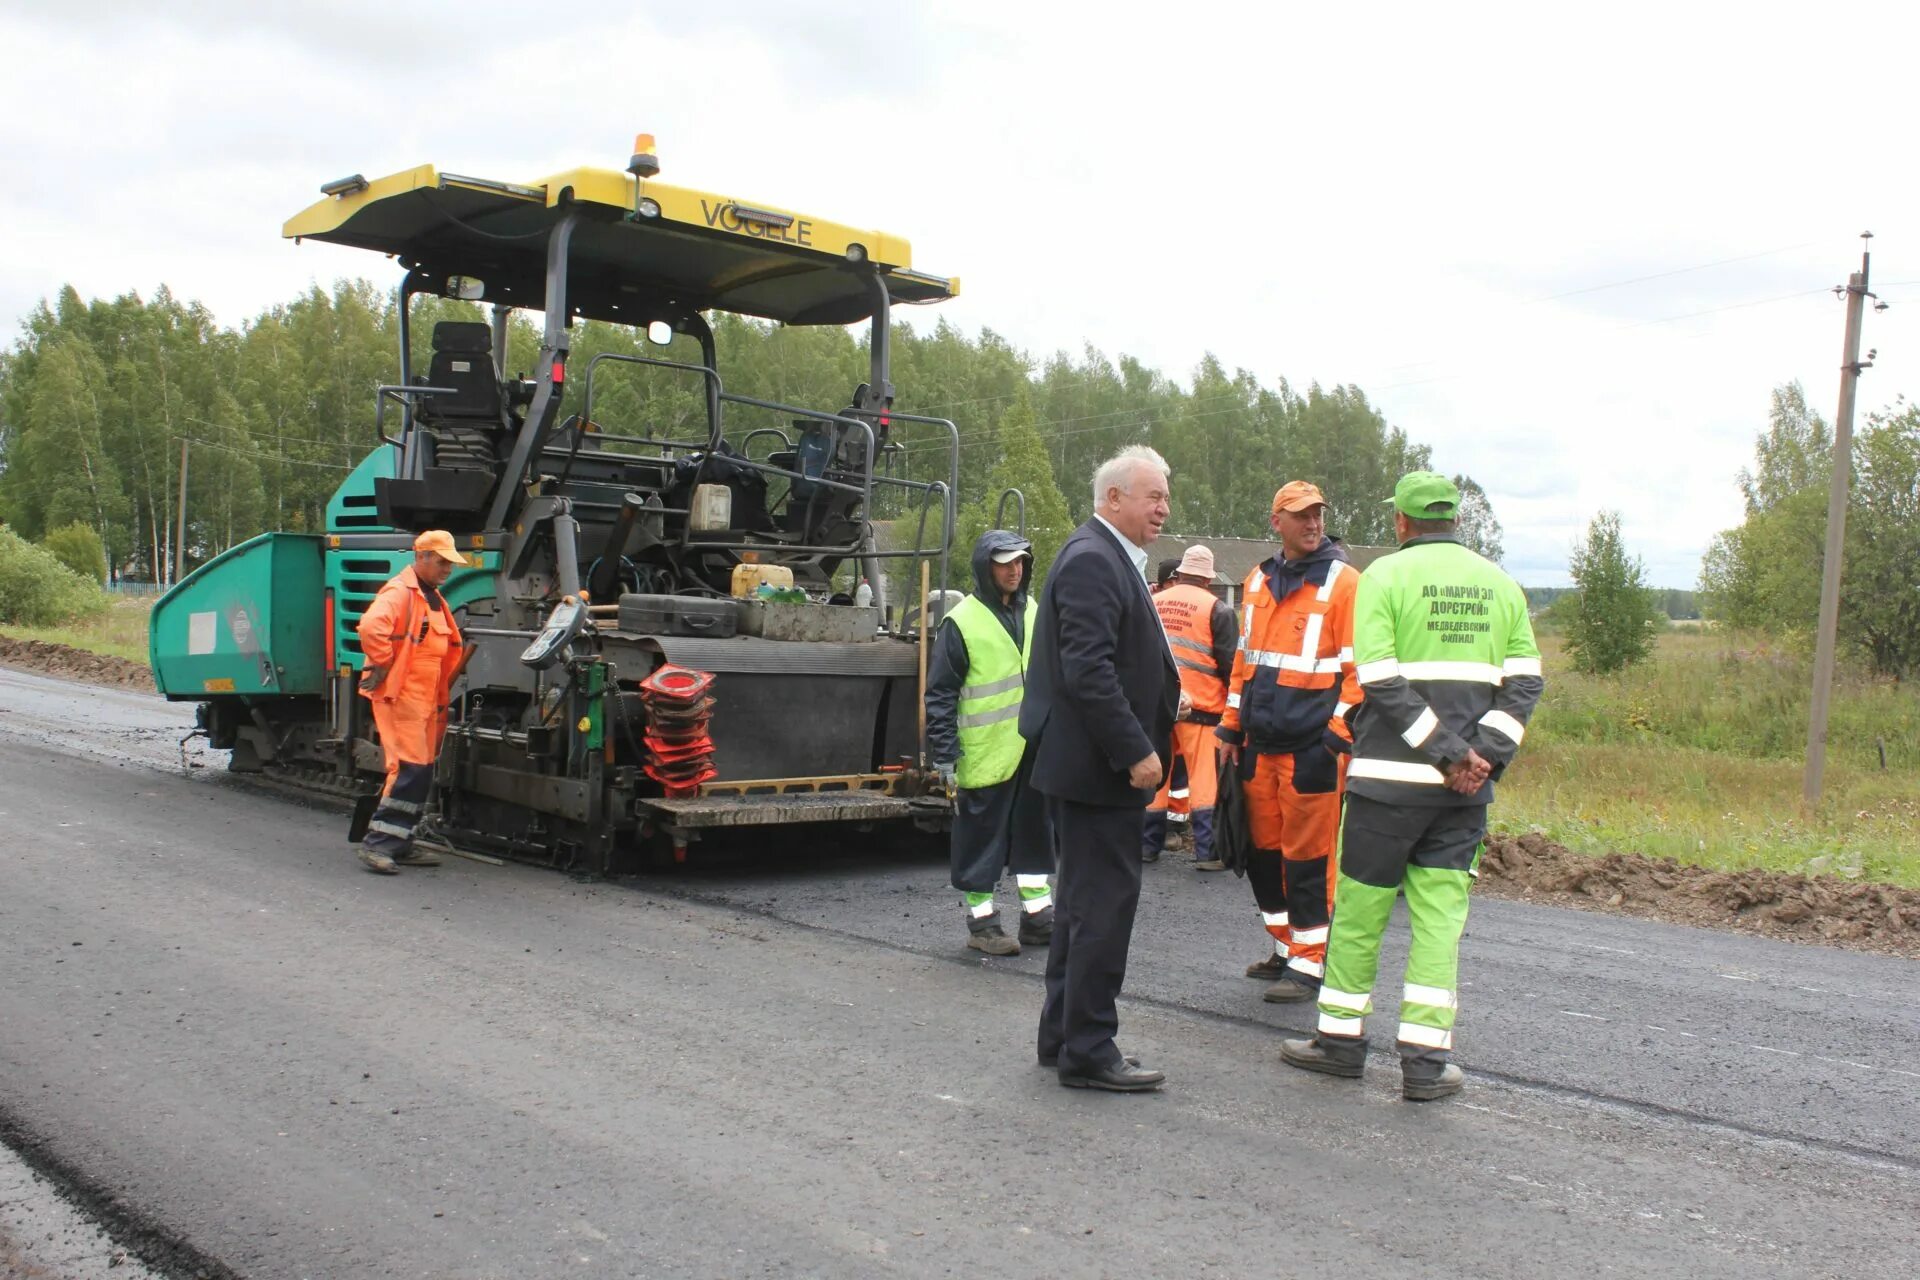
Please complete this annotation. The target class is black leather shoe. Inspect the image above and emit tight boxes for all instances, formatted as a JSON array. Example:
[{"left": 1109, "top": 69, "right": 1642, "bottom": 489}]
[
  {"left": 1140, "top": 847, "right": 1161, "bottom": 863},
  {"left": 1058, "top": 1060, "right": 1165, "bottom": 1091}
]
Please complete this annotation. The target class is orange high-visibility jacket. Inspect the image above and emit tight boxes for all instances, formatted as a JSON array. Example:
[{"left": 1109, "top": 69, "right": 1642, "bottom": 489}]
[
  {"left": 356, "top": 564, "right": 465, "bottom": 729},
  {"left": 1219, "top": 556, "right": 1360, "bottom": 752},
  {"left": 1155, "top": 582, "right": 1229, "bottom": 717}
]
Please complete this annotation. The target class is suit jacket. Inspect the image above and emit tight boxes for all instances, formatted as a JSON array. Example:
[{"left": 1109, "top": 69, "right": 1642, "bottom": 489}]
[{"left": 1020, "top": 518, "right": 1179, "bottom": 807}]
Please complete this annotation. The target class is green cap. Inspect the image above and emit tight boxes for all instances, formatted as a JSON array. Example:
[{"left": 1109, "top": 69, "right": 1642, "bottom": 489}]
[{"left": 1385, "top": 471, "right": 1461, "bottom": 519}]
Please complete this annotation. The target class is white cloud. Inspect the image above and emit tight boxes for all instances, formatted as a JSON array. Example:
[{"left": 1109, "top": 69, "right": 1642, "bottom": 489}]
[{"left": 4, "top": 0, "right": 1917, "bottom": 588}]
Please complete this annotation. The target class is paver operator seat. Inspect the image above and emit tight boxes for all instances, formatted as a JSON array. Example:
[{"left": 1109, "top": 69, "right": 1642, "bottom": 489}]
[{"left": 417, "top": 321, "right": 504, "bottom": 471}]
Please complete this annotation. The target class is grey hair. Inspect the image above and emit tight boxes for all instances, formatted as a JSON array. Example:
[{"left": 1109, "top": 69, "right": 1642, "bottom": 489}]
[{"left": 1092, "top": 445, "right": 1170, "bottom": 509}]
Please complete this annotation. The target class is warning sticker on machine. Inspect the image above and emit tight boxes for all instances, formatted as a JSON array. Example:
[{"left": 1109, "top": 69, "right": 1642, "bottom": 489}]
[{"left": 188, "top": 611, "right": 218, "bottom": 655}]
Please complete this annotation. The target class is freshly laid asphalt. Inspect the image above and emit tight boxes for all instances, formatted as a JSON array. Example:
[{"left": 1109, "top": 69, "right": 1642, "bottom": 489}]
[{"left": 2, "top": 665, "right": 1917, "bottom": 1278}]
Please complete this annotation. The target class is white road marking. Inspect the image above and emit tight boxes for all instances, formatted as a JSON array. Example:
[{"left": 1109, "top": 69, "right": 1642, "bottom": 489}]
[
  {"left": 1749, "top": 1045, "right": 1799, "bottom": 1057},
  {"left": 1560, "top": 1010, "right": 1608, "bottom": 1021}
]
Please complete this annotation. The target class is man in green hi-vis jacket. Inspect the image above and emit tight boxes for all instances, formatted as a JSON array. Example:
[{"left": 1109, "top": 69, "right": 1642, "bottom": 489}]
[
  {"left": 924, "top": 529, "right": 1055, "bottom": 957},
  {"left": 1281, "top": 472, "right": 1543, "bottom": 1101}
]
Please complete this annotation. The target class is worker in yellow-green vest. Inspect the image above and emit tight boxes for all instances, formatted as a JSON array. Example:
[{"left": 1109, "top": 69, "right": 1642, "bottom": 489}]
[{"left": 925, "top": 530, "right": 1056, "bottom": 956}]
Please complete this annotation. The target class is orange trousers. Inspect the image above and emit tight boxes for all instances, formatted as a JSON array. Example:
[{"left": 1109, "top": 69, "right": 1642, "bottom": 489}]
[
  {"left": 1243, "top": 750, "right": 1344, "bottom": 979},
  {"left": 1148, "top": 721, "right": 1218, "bottom": 814}
]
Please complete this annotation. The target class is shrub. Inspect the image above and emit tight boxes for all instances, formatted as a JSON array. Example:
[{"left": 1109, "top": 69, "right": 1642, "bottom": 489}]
[
  {"left": 41, "top": 522, "right": 108, "bottom": 584},
  {"left": 1565, "top": 510, "right": 1657, "bottom": 674},
  {"left": 0, "top": 526, "right": 110, "bottom": 626}
]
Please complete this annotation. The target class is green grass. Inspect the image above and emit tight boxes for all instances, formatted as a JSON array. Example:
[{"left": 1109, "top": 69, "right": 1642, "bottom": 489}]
[
  {"left": 0, "top": 595, "right": 154, "bottom": 664},
  {"left": 1498, "top": 632, "right": 1920, "bottom": 887}
]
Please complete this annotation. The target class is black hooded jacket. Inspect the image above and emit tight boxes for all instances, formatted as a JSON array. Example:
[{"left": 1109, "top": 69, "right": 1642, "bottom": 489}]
[
  {"left": 925, "top": 529, "right": 1034, "bottom": 768},
  {"left": 1263, "top": 534, "right": 1351, "bottom": 606}
]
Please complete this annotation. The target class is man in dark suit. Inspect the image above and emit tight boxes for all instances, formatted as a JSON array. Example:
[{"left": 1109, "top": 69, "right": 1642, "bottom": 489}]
[{"left": 1022, "top": 446, "right": 1180, "bottom": 1091}]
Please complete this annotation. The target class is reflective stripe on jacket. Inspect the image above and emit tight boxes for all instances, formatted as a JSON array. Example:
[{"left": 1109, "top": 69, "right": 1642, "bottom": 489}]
[
  {"left": 1220, "top": 557, "right": 1360, "bottom": 753},
  {"left": 1155, "top": 582, "right": 1228, "bottom": 718},
  {"left": 948, "top": 593, "right": 1038, "bottom": 789},
  {"left": 1346, "top": 536, "right": 1543, "bottom": 806}
]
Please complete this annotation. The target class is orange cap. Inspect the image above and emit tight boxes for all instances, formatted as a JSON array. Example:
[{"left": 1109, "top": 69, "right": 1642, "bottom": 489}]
[
  {"left": 1271, "top": 480, "right": 1329, "bottom": 515},
  {"left": 413, "top": 529, "right": 469, "bottom": 565}
]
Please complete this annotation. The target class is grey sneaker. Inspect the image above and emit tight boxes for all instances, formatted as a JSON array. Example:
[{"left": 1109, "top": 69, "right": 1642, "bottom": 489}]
[
  {"left": 966, "top": 925, "right": 1021, "bottom": 956},
  {"left": 1402, "top": 1061, "right": 1465, "bottom": 1101},
  {"left": 391, "top": 848, "right": 442, "bottom": 867},
  {"left": 357, "top": 847, "right": 399, "bottom": 875}
]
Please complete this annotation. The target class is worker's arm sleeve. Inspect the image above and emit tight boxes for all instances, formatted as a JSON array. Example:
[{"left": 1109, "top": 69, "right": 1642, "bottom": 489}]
[
  {"left": 923, "top": 620, "right": 968, "bottom": 766},
  {"left": 1209, "top": 600, "right": 1237, "bottom": 681},
  {"left": 1218, "top": 590, "right": 1250, "bottom": 744},
  {"left": 1351, "top": 571, "right": 1473, "bottom": 766},
  {"left": 1466, "top": 587, "right": 1544, "bottom": 772},
  {"left": 357, "top": 585, "right": 405, "bottom": 669},
  {"left": 1325, "top": 577, "right": 1361, "bottom": 746},
  {"left": 1054, "top": 554, "right": 1156, "bottom": 772}
]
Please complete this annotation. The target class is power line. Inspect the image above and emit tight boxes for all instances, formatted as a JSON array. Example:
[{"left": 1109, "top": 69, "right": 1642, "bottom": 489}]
[
  {"left": 1525, "top": 241, "right": 1816, "bottom": 305},
  {"left": 176, "top": 435, "right": 355, "bottom": 470},
  {"left": 1616, "top": 286, "right": 1833, "bottom": 330}
]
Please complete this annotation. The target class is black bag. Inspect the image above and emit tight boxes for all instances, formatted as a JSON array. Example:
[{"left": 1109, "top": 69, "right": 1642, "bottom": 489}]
[{"left": 1214, "top": 748, "right": 1255, "bottom": 878}]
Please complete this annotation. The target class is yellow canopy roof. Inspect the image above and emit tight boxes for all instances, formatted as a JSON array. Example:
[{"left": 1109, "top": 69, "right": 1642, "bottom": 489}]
[{"left": 285, "top": 164, "right": 958, "bottom": 326}]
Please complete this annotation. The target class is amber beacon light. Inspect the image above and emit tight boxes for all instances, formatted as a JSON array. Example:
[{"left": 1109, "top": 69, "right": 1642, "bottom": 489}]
[{"left": 628, "top": 133, "right": 660, "bottom": 178}]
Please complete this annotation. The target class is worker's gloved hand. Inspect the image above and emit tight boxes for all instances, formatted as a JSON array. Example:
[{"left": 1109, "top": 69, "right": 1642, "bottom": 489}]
[
  {"left": 1321, "top": 728, "right": 1351, "bottom": 756},
  {"left": 934, "top": 762, "right": 958, "bottom": 792},
  {"left": 358, "top": 664, "right": 388, "bottom": 693}
]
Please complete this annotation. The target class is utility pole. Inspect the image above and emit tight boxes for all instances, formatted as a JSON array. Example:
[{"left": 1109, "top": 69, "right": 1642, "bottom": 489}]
[
  {"left": 175, "top": 437, "right": 189, "bottom": 586},
  {"left": 1803, "top": 233, "right": 1877, "bottom": 811}
]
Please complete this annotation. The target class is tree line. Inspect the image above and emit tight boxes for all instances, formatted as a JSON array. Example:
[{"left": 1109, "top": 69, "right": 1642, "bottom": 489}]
[
  {"left": 1526, "top": 586, "right": 1700, "bottom": 620},
  {"left": 0, "top": 281, "right": 1505, "bottom": 588},
  {"left": 1700, "top": 382, "right": 1920, "bottom": 679}
]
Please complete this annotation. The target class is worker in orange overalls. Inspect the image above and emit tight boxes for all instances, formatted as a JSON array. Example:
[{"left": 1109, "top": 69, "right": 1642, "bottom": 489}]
[
  {"left": 1149, "top": 559, "right": 1194, "bottom": 851},
  {"left": 354, "top": 530, "right": 467, "bottom": 875},
  {"left": 1216, "top": 482, "right": 1361, "bottom": 1002},
  {"left": 1143, "top": 545, "right": 1237, "bottom": 869}
]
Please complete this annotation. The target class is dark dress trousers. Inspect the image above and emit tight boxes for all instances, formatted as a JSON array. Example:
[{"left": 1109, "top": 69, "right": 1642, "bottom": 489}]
[{"left": 1022, "top": 519, "right": 1178, "bottom": 1071}]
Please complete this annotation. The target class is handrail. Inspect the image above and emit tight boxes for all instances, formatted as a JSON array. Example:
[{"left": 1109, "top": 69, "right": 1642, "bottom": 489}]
[
  {"left": 995, "top": 487, "right": 1027, "bottom": 536},
  {"left": 373, "top": 384, "right": 458, "bottom": 448}
]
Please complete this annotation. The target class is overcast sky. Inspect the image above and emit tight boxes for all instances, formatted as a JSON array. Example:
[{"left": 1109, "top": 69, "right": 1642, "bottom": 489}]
[{"left": 5, "top": 1, "right": 1917, "bottom": 586}]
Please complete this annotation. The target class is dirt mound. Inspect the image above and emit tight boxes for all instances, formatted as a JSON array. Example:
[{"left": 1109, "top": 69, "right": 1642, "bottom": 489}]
[
  {"left": 1481, "top": 831, "right": 1920, "bottom": 959},
  {"left": 0, "top": 637, "right": 152, "bottom": 690}
]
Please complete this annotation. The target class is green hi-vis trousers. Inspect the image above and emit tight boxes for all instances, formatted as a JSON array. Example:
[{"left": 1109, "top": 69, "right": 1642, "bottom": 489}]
[
  {"left": 1315, "top": 794, "right": 1486, "bottom": 1058},
  {"left": 962, "top": 879, "right": 1052, "bottom": 927}
]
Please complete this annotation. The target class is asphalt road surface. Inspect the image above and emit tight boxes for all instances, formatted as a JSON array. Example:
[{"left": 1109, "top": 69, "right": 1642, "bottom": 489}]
[{"left": 3, "top": 665, "right": 1917, "bottom": 1279}]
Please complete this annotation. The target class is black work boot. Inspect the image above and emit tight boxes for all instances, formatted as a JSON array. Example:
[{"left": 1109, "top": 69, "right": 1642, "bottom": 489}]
[
  {"left": 1280, "top": 1035, "right": 1366, "bottom": 1079},
  {"left": 1401, "top": 1054, "right": 1464, "bottom": 1101},
  {"left": 1017, "top": 907, "right": 1054, "bottom": 947},
  {"left": 1245, "top": 951, "right": 1290, "bottom": 980},
  {"left": 1262, "top": 972, "right": 1323, "bottom": 1004}
]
